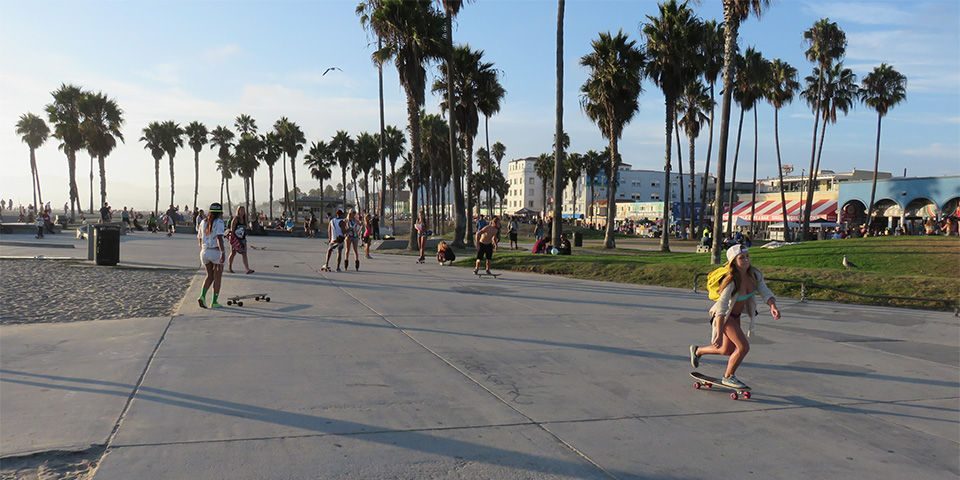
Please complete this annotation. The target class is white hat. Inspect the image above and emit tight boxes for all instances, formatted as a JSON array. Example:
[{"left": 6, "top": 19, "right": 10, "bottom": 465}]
[{"left": 726, "top": 244, "right": 747, "bottom": 263}]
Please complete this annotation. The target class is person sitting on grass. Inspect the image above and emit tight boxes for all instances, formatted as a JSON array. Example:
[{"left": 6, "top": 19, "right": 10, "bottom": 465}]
[
  {"left": 532, "top": 237, "right": 549, "bottom": 254},
  {"left": 437, "top": 241, "right": 456, "bottom": 265},
  {"left": 558, "top": 233, "right": 571, "bottom": 255}
]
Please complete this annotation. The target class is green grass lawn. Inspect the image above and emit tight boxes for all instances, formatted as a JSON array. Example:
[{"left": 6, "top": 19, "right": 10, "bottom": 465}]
[{"left": 447, "top": 236, "right": 959, "bottom": 311}]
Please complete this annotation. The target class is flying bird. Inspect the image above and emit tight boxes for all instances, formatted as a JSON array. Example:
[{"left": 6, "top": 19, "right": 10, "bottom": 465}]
[
  {"left": 842, "top": 255, "right": 857, "bottom": 270},
  {"left": 322, "top": 67, "right": 343, "bottom": 76}
]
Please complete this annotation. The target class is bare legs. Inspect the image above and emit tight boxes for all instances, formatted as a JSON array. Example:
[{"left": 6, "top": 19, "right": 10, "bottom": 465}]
[
  {"left": 695, "top": 315, "right": 750, "bottom": 378},
  {"left": 202, "top": 262, "right": 223, "bottom": 294},
  {"left": 417, "top": 236, "right": 426, "bottom": 260}
]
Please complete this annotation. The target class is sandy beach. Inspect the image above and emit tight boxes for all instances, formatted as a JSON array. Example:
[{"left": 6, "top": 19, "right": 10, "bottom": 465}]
[{"left": 0, "top": 259, "right": 193, "bottom": 325}]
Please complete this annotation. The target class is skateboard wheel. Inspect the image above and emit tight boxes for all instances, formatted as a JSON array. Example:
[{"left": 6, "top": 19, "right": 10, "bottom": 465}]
[
  {"left": 743, "top": 391, "right": 751, "bottom": 399},
  {"left": 694, "top": 382, "right": 701, "bottom": 389},
  {"left": 227, "top": 300, "right": 233, "bottom": 306},
  {"left": 705, "top": 383, "right": 712, "bottom": 388},
  {"left": 730, "top": 392, "right": 738, "bottom": 400},
  {"left": 237, "top": 301, "right": 243, "bottom": 307},
  {"left": 265, "top": 297, "right": 271, "bottom": 302}
]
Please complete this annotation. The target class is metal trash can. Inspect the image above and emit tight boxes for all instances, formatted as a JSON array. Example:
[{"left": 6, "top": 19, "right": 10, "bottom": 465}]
[
  {"left": 94, "top": 225, "right": 121, "bottom": 266},
  {"left": 573, "top": 231, "right": 583, "bottom": 247}
]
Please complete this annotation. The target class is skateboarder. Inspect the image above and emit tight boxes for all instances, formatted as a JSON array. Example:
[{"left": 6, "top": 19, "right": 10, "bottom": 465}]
[
  {"left": 474, "top": 216, "right": 501, "bottom": 275},
  {"left": 197, "top": 203, "right": 226, "bottom": 308},
  {"left": 689, "top": 245, "right": 780, "bottom": 389}
]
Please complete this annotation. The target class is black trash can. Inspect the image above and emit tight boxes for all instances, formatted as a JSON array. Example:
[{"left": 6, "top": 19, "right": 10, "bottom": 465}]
[
  {"left": 94, "top": 225, "right": 121, "bottom": 266},
  {"left": 573, "top": 231, "right": 583, "bottom": 247}
]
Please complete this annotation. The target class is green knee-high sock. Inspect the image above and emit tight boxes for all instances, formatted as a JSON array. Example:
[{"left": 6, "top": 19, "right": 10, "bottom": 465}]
[
  {"left": 200, "top": 288, "right": 208, "bottom": 300},
  {"left": 212, "top": 293, "right": 219, "bottom": 304}
]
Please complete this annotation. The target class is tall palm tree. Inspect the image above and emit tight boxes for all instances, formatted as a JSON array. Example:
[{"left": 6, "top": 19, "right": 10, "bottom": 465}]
[
  {"left": 677, "top": 80, "right": 712, "bottom": 237},
  {"left": 551, "top": 0, "right": 565, "bottom": 246},
  {"left": 490, "top": 141, "right": 506, "bottom": 214},
  {"left": 304, "top": 140, "right": 334, "bottom": 221},
  {"left": 580, "top": 30, "right": 645, "bottom": 249},
  {"left": 234, "top": 134, "right": 262, "bottom": 214},
  {"left": 45, "top": 83, "right": 85, "bottom": 219},
  {"left": 765, "top": 58, "right": 800, "bottom": 240},
  {"left": 139, "top": 122, "right": 166, "bottom": 215},
  {"left": 261, "top": 131, "right": 282, "bottom": 219},
  {"left": 157, "top": 120, "right": 184, "bottom": 208},
  {"left": 280, "top": 120, "right": 306, "bottom": 221},
  {"left": 698, "top": 19, "right": 723, "bottom": 237},
  {"left": 801, "top": 17, "right": 846, "bottom": 239},
  {"left": 79, "top": 91, "right": 124, "bottom": 212},
  {"left": 382, "top": 125, "right": 406, "bottom": 231},
  {"left": 534, "top": 153, "right": 553, "bottom": 217},
  {"left": 478, "top": 66, "right": 505, "bottom": 223},
  {"left": 581, "top": 149, "right": 604, "bottom": 221},
  {"left": 371, "top": 0, "right": 446, "bottom": 249},
  {"left": 16, "top": 113, "right": 50, "bottom": 212},
  {"left": 861, "top": 63, "right": 907, "bottom": 225},
  {"left": 356, "top": 0, "right": 392, "bottom": 220},
  {"left": 209, "top": 126, "right": 235, "bottom": 211},
  {"left": 643, "top": 0, "right": 701, "bottom": 252},
  {"left": 184, "top": 121, "right": 208, "bottom": 214},
  {"left": 331, "top": 130, "right": 355, "bottom": 211},
  {"left": 710, "top": 0, "right": 770, "bottom": 265},
  {"left": 441, "top": 0, "right": 468, "bottom": 247},
  {"left": 355, "top": 132, "right": 380, "bottom": 213}
]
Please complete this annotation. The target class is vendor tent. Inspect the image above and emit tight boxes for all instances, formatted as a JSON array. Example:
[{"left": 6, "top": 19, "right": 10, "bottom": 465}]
[
  {"left": 722, "top": 199, "right": 838, "bottom": 222},
  {"left": 514, "top": 207, "right": 537, "bottom": 215}
]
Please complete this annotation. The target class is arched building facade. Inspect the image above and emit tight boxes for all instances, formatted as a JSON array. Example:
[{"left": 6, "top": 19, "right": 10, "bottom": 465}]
[{"left": 838, "top": 175, "right": 960, "bottom": 233}]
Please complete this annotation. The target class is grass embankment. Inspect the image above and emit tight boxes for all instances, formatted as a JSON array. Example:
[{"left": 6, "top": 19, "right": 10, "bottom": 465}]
[{"left": 450, "top": 236, "right": 959, "bottom": 311}]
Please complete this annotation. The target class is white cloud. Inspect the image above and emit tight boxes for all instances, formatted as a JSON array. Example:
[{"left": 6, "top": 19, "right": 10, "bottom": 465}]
[
  {"left": 899, "top": 142, "right": 960, "bottom": 159},
  {"left": 802, "top": 1, "right": 920, "bottom": 26},
  {"left": 135, "top": 62, "right": 181, "bottom": 84},
  {"left": 202, "top": 44, "right": 240, "bottom": 63}
]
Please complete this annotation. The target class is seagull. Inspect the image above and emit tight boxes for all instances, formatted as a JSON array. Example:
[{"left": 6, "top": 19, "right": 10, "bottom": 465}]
[
  {"left": 842, "top": 255, "right": 857, "bottom": 270},
  {"left": 322, "top": 66, "right": 343, "bottom": 76}
]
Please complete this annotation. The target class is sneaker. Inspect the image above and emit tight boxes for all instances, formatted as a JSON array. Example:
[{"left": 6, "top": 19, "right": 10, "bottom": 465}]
[
  {"left": 210, "top": 302, "right": 223, "bottom": 308},
  {"left": 721, "top": 375, "right": 747, "bottom": 389},
  {"left": 197, "top": 298, "right": 207, "bottom": 309},
  {"left": 473, "top": 269, "right": 479, "bottom": 274},
  {"left": 485, "top": 270, "right": 492, "bottom": 275},
  {"left": 689, "top": 345, "right": 700, "bottom": 368}
]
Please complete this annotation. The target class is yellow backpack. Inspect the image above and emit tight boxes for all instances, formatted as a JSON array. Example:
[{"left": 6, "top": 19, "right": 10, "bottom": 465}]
[{"left": 706, "top": 267, "right": 728, "bottom": 301}]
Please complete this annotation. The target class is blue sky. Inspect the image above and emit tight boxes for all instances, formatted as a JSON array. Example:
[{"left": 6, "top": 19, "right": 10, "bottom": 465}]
[{"left": 1, "top": 0, "right": 957, "bottom": 212}]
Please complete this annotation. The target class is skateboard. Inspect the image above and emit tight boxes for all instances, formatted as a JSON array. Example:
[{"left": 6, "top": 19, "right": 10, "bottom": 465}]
[
  {"left": 690, "top": 372, "right": 751, "bottom": 400},
  {"left": 226, "top": 293, "right": 271, "bottom": 307},
  {"left": 474, "top": 271, "right": 501, "bottom": 279}
]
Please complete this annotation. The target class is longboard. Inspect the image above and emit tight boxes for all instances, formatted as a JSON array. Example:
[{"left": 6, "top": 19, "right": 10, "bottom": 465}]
[
  {"left": 474, "top": 271, "right": 501, "bottom": 279},
  {"left": 226, "top": 293, "right": 271, "bottom": 307},
  {"left": 690, "top": 372, "right": 751, "bottom": 400}
]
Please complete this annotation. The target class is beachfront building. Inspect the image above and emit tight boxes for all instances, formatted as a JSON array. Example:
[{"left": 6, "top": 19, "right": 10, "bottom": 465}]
[{"left": 505, "top": 157, "right": 545, "bottom": 215}]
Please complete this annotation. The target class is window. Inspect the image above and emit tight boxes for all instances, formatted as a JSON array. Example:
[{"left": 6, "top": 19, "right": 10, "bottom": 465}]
[
  {"left": 651, "top": 182, "right": 658, "bottom": 187},
  {"left": 529, "top": 177, "right": 535, "bottom": 184},
  {"left": 529, "top": 201, "right": 534, "bottom": 207},
  {"left": 651, "top": 193, "right": 660, "bottom": 200}
]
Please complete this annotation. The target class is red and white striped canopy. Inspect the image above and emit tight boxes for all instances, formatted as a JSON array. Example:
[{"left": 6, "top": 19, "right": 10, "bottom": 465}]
[{"left": 722, "top": 199, "right": 838, "bottom": 222}]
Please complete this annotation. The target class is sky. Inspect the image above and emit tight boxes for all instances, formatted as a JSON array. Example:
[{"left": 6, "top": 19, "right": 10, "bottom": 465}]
[{"left": 1, "top": 0, "right": 958, "bottom": 213}]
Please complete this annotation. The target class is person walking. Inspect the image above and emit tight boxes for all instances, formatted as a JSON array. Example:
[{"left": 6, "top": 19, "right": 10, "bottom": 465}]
[
  {"left": 415, "top": 210, "right": 430, "bottom": 264},
  {"left": 99, "top": 203, "right": 111, "bottom": 222},
  {"left": 227, "top": 205, "right": 254, "bottom": 274},
  {"left": 689, "top": 245, "right": 781, "bottom": 389},
  {"left": 343, "top": 210, "right": 361, "bottom": 271},
  {"left": 197, "top": 203, "right": 226, "bottom": 308},
  {"left": 362, "top": 211, "right": 374, "bottom": 259},
  {"left": 322, "top": 209, "right": 346, "bottom": 272},
  {"left": 165, "top": 204, "right": 178, "bottom": 237},
  {"left": 508, "top": 216, "right": 519, "bottom": 249},
  {"left": 121, "top": 207, "right": 131, "bottom": 232},
  {"left": 535, "top": 218, "right": 544, "bottom": 242},
  {"left": 35, "top": 212, "right": 45, "bottom": 238}
]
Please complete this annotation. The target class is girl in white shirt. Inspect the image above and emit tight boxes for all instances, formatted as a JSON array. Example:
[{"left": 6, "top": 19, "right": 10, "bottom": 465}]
[{"left": 197, "top": 203, "right": 226, "bottom": 308}]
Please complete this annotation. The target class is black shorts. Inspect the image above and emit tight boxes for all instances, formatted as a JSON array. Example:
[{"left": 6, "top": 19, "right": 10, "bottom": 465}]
[
  {"left": 476, "top": 242, "right": 494, "bottom": 261},
  {"left": 509, "top": 232, "right": 518, "bottom": 241}
]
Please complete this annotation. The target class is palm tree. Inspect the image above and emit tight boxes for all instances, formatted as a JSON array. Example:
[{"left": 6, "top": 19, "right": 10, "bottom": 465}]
[
  {"left": 355, "top": 132, "right": 380, "bottom": 213},
  {"left": 157, "top": 120, "right": 184, "bottom": 208},
  {"left": 261, "top": 131, "right": 282, "bottom": 219},
  {"left": 441, "top": 0, "right": 468, "bottom": 248},
  {"left": 801, "top": 17, "right": 846, "bottom": 239},
  {"left": 551, "top": 0, "right": 565, "bottom": 246},
  {"left": 209, "top": 126, "right": 235, "bottom": 211},
  {"left": 861, "top": 63, "right": 907, "bottom": 225},
  {"left": 643, "top": 0, "right": 700, "bottom": 252},
  {"left": 79, "top": 91, "right": 124, "bottom": 212},
  {"left": 357, "top": 0, "right": 392, "bottom": 220},
  {"left": 710, "top": 0, "right": 770, "bottom": 264},
  {"left": 698, "top": 20, "right": 723, "bottom": 237},
  {"left": 478, "top": 68, "right": 505, "bottom": 223},
  {"left": 16, "top": 113, "right": 50, "bottom": 212},
  {"left": 534, "top": 153, "right": 553, "bottom": 217},
  {"left": 580, "top": 30, "right": 645, "bottom": 249},
  {"left": 45, "top": 83, "right": 85, "bottom": 219},
  {"left": 564, "top": 152, "right": 583, "bottom": 218},
  {"left": 234, "top": 134, "right": 262, "bottom": 214},
  {"left": 382, "top": 125, "right": 406, "bottom": 231},
  {"left": 581, "top": 149, "right": 604, "bottom": 222},
  {"left": 280, "top": 120, "right": 306, "bottom": 221},
  {"left": 677, "top": 80, "right": 712, "bottom": 237},
  {"left": 765, "top": 58, "right": 800, "bottom": 240},
  {"left": 331, "top": 130, "right": 355, "bottom": 211},
  {"left": 139, "top": 122, "right": 166, "bottom": 215},
  {"left": 304, "top": 140, "right": 334, "bottom": 221},
  {"left": 371, "top": 0, "right": 446, "bottom": 249},
  {"left": 184, "top": 121, "right": 208, "bottom": 214}
]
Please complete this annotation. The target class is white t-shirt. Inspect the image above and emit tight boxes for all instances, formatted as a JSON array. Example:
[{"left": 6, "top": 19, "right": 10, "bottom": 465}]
[{"left": 197, "top": 218, "right": 225, "bottom": 249}]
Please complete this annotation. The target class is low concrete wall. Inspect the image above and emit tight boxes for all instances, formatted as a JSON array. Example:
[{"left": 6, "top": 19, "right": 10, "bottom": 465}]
[
  {"left": 373, "top": 237, "right": 442, "bottom": 251},
  {"left": 1, "top": 223, "right": 63, "bottom": 235}
]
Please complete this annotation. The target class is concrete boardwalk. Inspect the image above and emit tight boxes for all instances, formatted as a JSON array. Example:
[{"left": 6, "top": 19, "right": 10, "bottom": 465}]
[{"left": 1, "top": 233, "right": 958, "bottom": 479}]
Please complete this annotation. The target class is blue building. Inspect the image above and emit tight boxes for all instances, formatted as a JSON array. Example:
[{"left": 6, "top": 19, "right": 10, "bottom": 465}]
[{"left": 838, "top": 175, "right": 960, "bottom": 231}]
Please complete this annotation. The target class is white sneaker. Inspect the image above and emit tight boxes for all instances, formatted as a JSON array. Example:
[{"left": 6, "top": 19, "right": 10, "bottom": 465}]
[{"left": 721, "top": 375, "right": 747, "bottom": 389}]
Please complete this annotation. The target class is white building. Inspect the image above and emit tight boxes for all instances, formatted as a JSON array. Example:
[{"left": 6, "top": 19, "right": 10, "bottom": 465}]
[{"left": 505, "top": 157, "right": 544, "bottom": 213}]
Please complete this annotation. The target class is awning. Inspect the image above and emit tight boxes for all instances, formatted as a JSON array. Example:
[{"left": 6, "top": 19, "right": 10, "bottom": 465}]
[
  {"left": 723, "top": 199, "right": 837, "bottom": 222},
  {"left": 514, "top": 207, "right": 537, "bottom": 215}
]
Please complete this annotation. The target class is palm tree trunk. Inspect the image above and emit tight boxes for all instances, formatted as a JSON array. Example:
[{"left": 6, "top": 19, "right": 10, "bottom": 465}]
[
  {"left": 465, "top": 137, "right": 475, "bottom": 247},
  {"left": 660, "top": 93, "right": 676, "bottom": 252},
  {"left": 774, "top": 107, "right": 791, "bottom": 242},
  {"left": 341, "top": 169, "right": 348, "bottom": 213},
  {"left": 604, "top": 134, "right": 618, "bottom": 249},
  {"left": 552, "top": 0, "right": 565, "bottom": 247},
  {"left": 67, "top": 150, "right": 79, "bottom": 220},
  {"left": 193, "top": 151, "right": 200, "bottom": 214},
  {"left": 268, "top": 165, "right": 275, "bottom": 220},
  {"left": 689, "top": 132, "right": 697, "bottom": 237},
  {"left": 29, "top": 149, "right": 39, "bottom": 213},
  {"left": 406, "top": 94, "right": 423, "bottom": 251},
  {"left": 154, "top": 159, "right": 160, "bottom": 215},
  {"left": 220, "top": 173, "right": 225, "bottom": 208},
  {"left": 675, "top": 122, "right": 685, "bottom": 239},
  {"left": 749, "top": 107, "right": 759, "bottom": 236},
  {"left": 282, "top": 154, "right": 290, "bottom": 216},
  {"left": 486, "top": 116, "right": 495, "bottom": 218},
  {"left": 725, "top": 106, "right": 745, "bottom": 235},
  {"left": 168, "top": 154, "right": 175, "bottom": 208},
  {"left": 99, "top": 155, "right": 107, "bottom": 209},
  {"left": 699, "top": 81, "right": 715, "bottom": 237},
  {"left": 866, "top": 113, "right": 883, "bottom": 223},
  {"left": 445, "top": 14, "right": 466, "bottom": 249},
  {"left": 391, "top": 163, "right": 396, "bottom": 233},
  {"left": 802, "top": 72, "right": 824, "bottom": 240},
  {"left": 291, "top": 158, "right": 299, "bottom": 222},
  {"left": 251, "top": 171, "right": 257, "bottom": 221},
  {"left": 378, "top": 38, "right": 387, "bottom": 221},
  {"left": 710, "top": 5, "right": 739, "bottom": 264},
  {"left": 225, "top": 177, "right": 232, "bottom": 216},
  {"left": 89, "top": 154, "right": 94, "bottom": 214}
]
